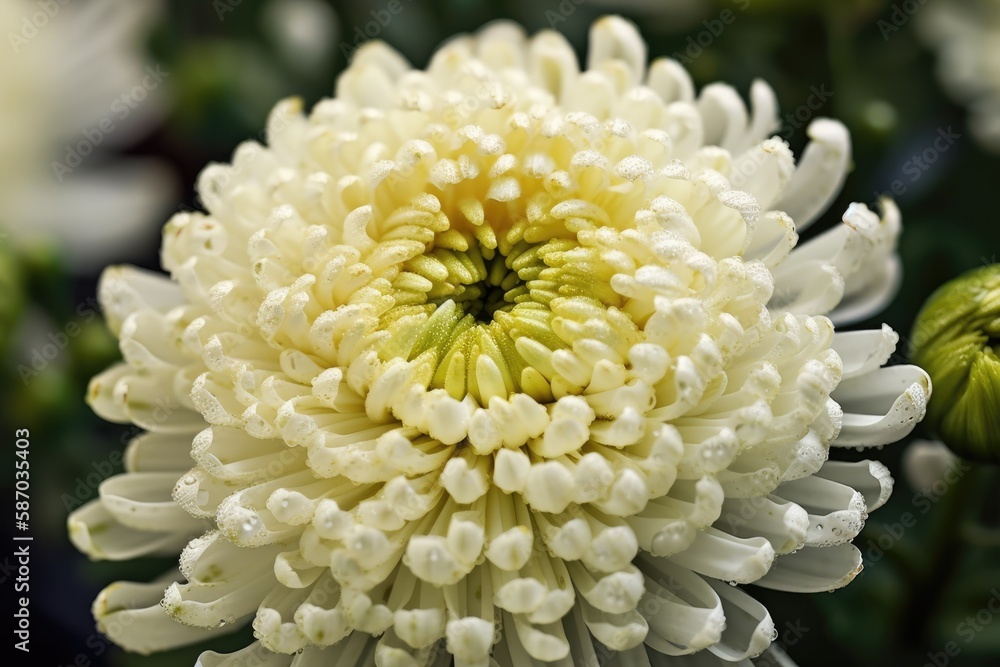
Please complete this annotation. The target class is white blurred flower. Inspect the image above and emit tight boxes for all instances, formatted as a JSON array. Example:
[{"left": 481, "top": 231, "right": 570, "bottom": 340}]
[
  {"left": 903, "top": 439, "right": 960, "bottom": 496},
  {"left": 262, "top": 0, "right": 339, "bottom": 73},
  {"left": 71, "top": 16, "right": 930, "bottom": 667},
  {"left": 0, "top": 0, "right": 175, "bottom": 268},
  {"left": 919, "top": 0, "right": 1000, "bottom": 152}
]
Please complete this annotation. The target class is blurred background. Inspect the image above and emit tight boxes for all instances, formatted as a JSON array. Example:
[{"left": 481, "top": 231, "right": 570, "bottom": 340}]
[{"left": 1, "top": 0, "right": 999, "bottom": 665}]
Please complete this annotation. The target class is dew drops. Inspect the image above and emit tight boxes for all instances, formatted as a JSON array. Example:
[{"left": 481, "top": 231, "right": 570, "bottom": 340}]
[{"left": 241, "top": 516, "right": 259, "bottom": 536}]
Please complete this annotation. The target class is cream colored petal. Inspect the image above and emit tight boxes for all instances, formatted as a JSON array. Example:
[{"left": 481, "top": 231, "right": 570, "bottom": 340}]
[
  {"left": 68, "top": 501, "right": 196, "bottom": 561},
  {"left": 646, "top": 58, "right": 694, "bottom": 104},
  {"left": 704, "top": 579, "right": 774, "bottom": 662},
  {"left": 754, "top": 543, "right": 863, "bottom": 593},
  {"left": 99, "top": 472, "right": 203, "bottom": 531},
  {"left": 832, "top": 365, "right": 931, "bottom": 447},
  {"left": 813, "top": 460, "right": 894, "bottom": 512},
  {"left": 831, "top": 325, "right": 898, "bottom": 380},
  {"left": 95, "top": 577, "right": 244, "bottom": 655},
  {"left": 772, "top": 119, "right": 851, "bottom": 232},
  {"left": 197, "top": 642, "right": 293, "bottom": 667},
  {"left": 98, "top": 265, "right": 185, "bottom": 334},
  {"left": 587, "top": 16, "right": 647, "bottom": 88},
  {"left": 165, "top": 531, "right": 283, "bottom": 628},
  {"left": 124, "top": 432, "right": 198, "bottom": 472},
  {"left": 668, "top": 528, "right": 775, "bottom": 585}
]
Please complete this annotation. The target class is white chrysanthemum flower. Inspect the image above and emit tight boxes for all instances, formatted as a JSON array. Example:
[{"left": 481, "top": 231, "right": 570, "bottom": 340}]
[
  {"left": 918, "top": 0, "right": 1000, "bottom": 152},
  {"left": 72, "top": 16, "right": 931, "bottom": 667},
  {"left": 0, "top": 0, "right": 174, "bottom": 267}
]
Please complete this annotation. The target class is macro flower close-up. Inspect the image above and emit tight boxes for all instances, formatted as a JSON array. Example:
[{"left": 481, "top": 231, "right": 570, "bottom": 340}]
[{"left": 66, "top": 15, "right": 934, "bottom": 666}]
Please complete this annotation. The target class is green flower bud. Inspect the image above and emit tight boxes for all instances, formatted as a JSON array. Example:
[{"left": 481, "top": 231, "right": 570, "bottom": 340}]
[{"left": 911, "top": 265, "right": 1000, "bottom": 461}]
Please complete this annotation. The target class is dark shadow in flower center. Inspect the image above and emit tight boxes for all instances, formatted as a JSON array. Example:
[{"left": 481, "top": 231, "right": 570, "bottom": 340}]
[{"left": 426, "top": 250, "right": 530, "bottom": 325}]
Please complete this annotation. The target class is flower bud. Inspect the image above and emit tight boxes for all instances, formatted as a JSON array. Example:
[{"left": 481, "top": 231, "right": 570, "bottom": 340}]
[{"left": 911, "top": 265, "right": 1000, "bottom": 461}]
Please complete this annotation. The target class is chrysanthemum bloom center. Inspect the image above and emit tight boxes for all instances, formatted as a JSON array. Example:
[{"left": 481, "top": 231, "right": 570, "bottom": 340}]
[
  {"left": 372, "top": 191, "right": 635, "bottom": 405},
  {"left": 340, "top": 113, "right": 742, "bottom": 454}
]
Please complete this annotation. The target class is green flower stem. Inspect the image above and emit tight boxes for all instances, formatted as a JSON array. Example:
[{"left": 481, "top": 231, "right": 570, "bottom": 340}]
[{"left": 900, "top": 460, "right": 984, "bottom": 648}]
